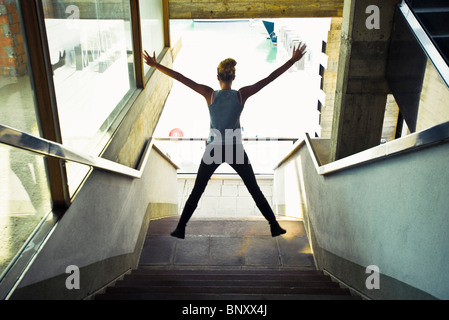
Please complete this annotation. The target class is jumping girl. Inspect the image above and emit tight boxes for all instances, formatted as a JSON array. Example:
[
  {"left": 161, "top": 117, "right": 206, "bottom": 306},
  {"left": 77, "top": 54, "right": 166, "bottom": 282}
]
[{"left": 143, "top": 42, "right": 307, "bottom": 239}]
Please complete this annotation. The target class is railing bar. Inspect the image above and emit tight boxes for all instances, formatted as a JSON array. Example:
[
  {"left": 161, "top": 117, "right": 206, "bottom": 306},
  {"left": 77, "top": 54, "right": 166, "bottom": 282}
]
[
  {"left": 318, "top": 121, "right": 449, "bottom": 175},
  {"left": 274, "top": 120, "right": 449, "bottom": 175},
  {"left": 154, "top": 137, "right": 299, "bottom": 142},
  {"left": 413, "top": 8, "right": 449, "bottom": 14},
  {"left": 0, "top": 124, "right": 142, "bottom": 179},
  {"left": 400, "top": 1, "right": 449, "bottom": 87}
]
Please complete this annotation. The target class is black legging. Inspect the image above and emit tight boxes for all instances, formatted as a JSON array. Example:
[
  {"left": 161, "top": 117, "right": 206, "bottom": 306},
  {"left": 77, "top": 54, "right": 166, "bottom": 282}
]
[{"left": 178, "top": 144, "right": 277, "bottom": 227}]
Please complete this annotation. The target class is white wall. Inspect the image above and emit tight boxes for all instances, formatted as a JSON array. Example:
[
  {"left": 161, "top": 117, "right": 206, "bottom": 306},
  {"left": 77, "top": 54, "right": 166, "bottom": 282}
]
[
  {"left": 274, "top": 139, "right": 449, "bottom": 299},
  {"left": 13, "top": 147, "right": 178, "bottom": 299},
  {"left": 177, "top": 174, "right": 274, "bottom": 218}
]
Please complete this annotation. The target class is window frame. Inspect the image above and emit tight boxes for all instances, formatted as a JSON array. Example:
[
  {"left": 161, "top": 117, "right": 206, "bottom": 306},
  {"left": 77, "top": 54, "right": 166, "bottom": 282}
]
[{"left": 17, "top": 0, "right": 169, "bottom": 212}]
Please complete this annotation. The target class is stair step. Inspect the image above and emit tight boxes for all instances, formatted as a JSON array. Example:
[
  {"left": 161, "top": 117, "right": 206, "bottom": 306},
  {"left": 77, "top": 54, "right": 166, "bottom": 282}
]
[
  {"left": 103, "top": 285, "right": 352, "bottom": 295},
  {"left": 132, "top": 268, "right": 322, "bottom": 276},
  {"left": 95, "top": 266, "right": 360, "bottom": 300},
  {"left": 115, "top": 279, "right": 340, "bottom": 288},
  {"left": 95, "top": 292, "right": 360, "bottom": 300},
  {"left": 132, "top": 266, "right": 318, "bottom": 275},
  {"left": 124, "top": 273, "right": 332, "bottom": 282}
]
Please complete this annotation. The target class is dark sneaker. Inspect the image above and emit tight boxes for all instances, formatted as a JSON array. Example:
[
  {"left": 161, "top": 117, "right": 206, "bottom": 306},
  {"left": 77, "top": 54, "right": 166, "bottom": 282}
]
[
  {"left": 170, "top": 227, "right": 186, "bottom": 239},
  {"left": 270, "top": 223, "right": 287, "bottom": 237}
]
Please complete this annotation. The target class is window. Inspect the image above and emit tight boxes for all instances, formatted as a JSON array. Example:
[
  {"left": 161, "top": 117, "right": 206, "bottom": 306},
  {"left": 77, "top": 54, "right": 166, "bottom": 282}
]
[
  {"left": 43, "top": 0, "right": 136, "bottom": 194},
  {"left": 0, "top": 0, "right": 52, "bottom": 276},
  {"left": 140, "top": 0, "right": 165, "bottom": 77}
]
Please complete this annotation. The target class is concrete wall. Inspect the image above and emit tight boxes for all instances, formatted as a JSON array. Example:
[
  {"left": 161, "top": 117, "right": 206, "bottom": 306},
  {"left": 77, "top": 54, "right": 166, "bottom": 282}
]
[
  {"left": 273, "top": 162, "right": 303, "bottom": 220},
  {"left": 416, "top": 59, "right": 449, "bottom": 132},
  {"left": 274, "top": 139, "right": 449, "bottom": 300},
  {"left": 104, "top": 49, "right": 174, "bottom": 169}
]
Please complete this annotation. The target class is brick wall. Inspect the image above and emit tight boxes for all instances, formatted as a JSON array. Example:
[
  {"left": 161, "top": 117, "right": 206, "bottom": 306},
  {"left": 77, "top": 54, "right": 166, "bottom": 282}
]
[
  {"left": 0, "top": 0, "right": 26, "bottom": 77},
  {"left": 42, "top": 0, "right": 55, "bottom": 18},
  {"left": 177, "top": 175, "right": 274, "bottom": 218}
]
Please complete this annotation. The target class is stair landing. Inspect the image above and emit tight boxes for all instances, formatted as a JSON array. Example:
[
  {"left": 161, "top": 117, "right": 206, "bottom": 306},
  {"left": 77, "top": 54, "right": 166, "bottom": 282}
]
[{"left": 138, "top": 217, "right": 315, "bottom": 270}]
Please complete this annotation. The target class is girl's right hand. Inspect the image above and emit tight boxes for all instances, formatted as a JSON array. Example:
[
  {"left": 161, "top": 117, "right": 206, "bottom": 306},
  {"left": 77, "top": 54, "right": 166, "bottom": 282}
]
[
  {"left": 143, "top": 50, "right": 158, "bottom": 68},
  {"left": 291, "top": 42, "right": 307, "bottom": 63}
]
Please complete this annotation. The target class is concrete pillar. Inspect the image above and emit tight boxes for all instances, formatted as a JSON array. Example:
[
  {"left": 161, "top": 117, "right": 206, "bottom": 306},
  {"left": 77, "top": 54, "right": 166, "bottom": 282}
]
[
  {"left": 329, "top": 0, "right": 400, "bottom": 161},
  {"left": 321, "top": 17, "right": 342, "bottom": 139}
]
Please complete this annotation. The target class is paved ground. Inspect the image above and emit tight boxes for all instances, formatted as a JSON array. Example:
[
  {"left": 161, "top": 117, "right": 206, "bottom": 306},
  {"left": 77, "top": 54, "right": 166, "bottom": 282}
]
[{"left": 139, "top": 216, "right": 315, "bottom": 270}]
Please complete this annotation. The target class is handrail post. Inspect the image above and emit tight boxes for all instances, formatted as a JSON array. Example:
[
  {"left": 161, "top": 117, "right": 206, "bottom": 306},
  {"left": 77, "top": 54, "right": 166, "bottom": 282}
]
[{"left": 19, "top": 0, "right": 70, "bottom": 212}]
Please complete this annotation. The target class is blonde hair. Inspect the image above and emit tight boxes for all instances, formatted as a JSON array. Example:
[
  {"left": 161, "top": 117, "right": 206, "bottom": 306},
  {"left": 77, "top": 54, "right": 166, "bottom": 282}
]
[{"left": 217, "top": 58, "right": 237, "bottom": 82}]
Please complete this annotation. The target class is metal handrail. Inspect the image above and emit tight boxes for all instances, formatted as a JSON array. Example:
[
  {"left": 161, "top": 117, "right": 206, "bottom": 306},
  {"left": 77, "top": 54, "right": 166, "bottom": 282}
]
[
  {"left": 0, "top": 124, "right": 146, "bottom": 179},
  {"left": 275, "top": 120, "right": 449, "bottom": 175},
  {"left": 154, "top": 137, "right": 299, "bottom": 142},
  {"left": 401, "top": 0, "right": 449, "bottom": 86}
]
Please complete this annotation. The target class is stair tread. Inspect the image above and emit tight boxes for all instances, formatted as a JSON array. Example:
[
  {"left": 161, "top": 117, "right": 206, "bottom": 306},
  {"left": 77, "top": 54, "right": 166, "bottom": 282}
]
[
  {"left": 96, "top": 292, "right": 360, "bottom": 300},
  {"left": 103, "top": 285, "right": 351, "bottom": 295},
  {"left": 115, "top": 279, "right": 341, "bottom": 288},
  {"left": 134, "top": 267, "right": 322, "bottom": 275},
  {"left": 125, "top": 273, "right": 331, "bottom": 281}
]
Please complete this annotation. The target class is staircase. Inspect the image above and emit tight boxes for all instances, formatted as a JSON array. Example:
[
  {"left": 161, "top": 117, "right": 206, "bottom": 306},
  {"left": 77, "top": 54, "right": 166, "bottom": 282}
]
[
  {"left": 94, "top": 217, "right": 360, "bottom": 300},
  {"left": 406, "top": 0, "right": 449, "bottom": 66},
  {"left": 94, "top": 268, "right": 358, "bottom": 300}
]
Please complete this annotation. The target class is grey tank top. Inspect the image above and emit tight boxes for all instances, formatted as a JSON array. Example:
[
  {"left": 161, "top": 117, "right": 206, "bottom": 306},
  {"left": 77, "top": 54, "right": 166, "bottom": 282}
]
[{"left": 207, "top": 90, "right": 244, "bottom": 145}]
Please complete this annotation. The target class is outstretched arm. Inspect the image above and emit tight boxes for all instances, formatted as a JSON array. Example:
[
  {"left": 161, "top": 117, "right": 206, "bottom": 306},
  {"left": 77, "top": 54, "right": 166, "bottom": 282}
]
[
  {"left": 239, "top": 42, "right": 307, "bottom": 106},
  {"left": 143, "top": 50, "right": 214, "bottom": 105}
]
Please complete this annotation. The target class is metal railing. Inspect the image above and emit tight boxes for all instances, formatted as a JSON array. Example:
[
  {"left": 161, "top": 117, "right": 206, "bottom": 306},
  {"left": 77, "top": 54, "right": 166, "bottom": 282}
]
[
  {"left": 154, "top": 137, "right": 299, "bottom": 143},
  {"left": 275, "top": 120, "right": 449, "bottom": 175},
  {"left": 154, "top": 136, "right": 299, "bottom": 174},
  {"left": 401, "top": 0, "right": 449, "bottom": 86},
  {"left": 0, "top": 124, "right": 150, "bottom": 179}
]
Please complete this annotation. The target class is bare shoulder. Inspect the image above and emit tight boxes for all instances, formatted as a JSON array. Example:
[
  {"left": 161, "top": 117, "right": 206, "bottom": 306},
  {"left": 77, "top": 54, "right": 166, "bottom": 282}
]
[{"left": 238, "top": 85, "right": 255, "bottom": 106}]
